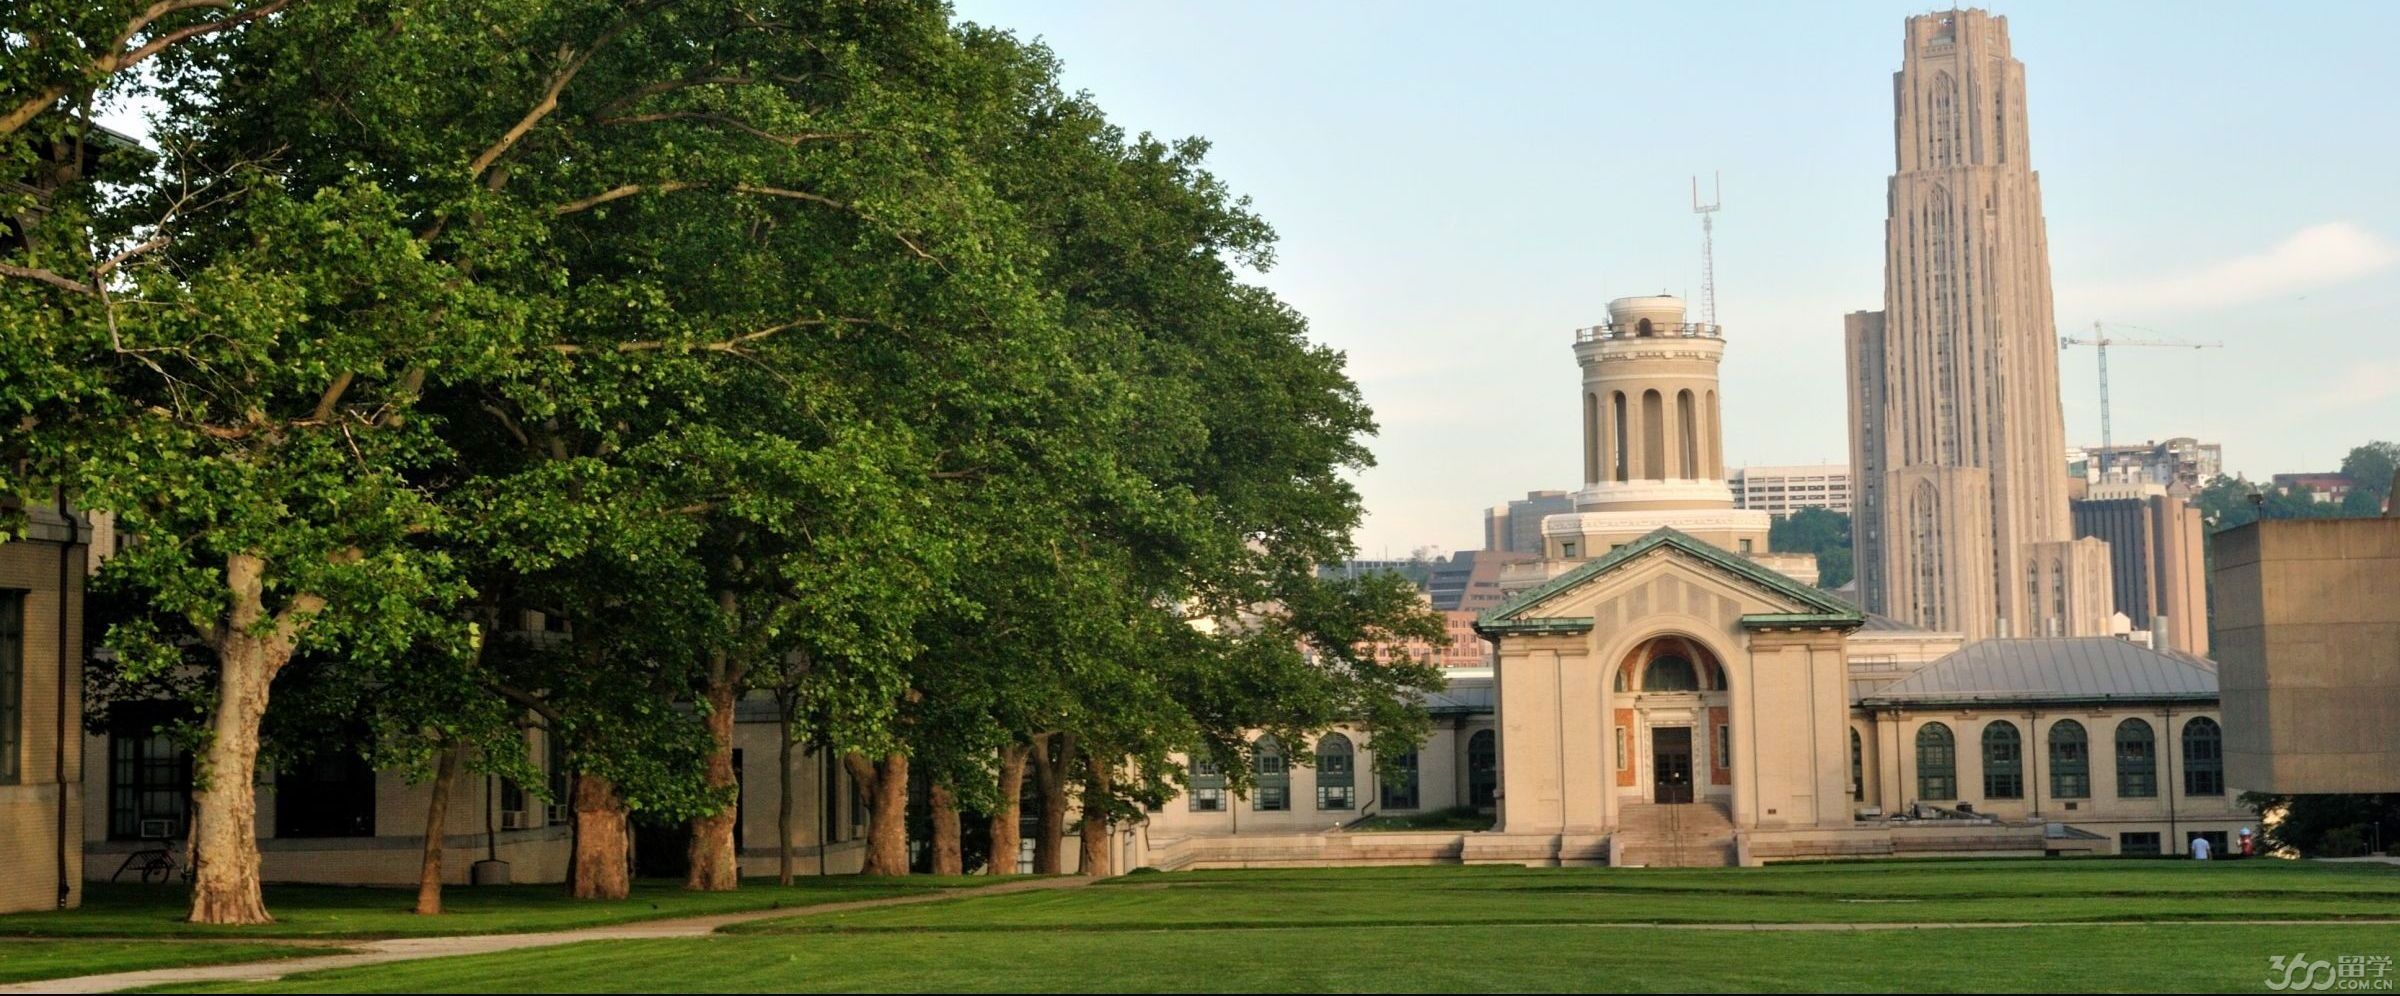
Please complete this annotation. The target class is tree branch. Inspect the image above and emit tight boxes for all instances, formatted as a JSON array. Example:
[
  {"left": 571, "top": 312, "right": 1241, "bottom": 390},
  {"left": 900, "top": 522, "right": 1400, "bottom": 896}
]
[
  {"left": 545, "top": 315, "right": 868, "bottom": 355},
  {"left": 0, "top": 262, "right": 99, "bottom": 296},
  {"left": 466, "top": 4, "right": 662, "bottom": 187}
]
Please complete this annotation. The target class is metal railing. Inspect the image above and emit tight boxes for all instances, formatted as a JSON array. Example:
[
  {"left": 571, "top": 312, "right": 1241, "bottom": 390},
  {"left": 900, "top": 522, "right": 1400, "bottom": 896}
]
[{"left": 1574, "top": 321, "right": 1723, "bottom": 343}]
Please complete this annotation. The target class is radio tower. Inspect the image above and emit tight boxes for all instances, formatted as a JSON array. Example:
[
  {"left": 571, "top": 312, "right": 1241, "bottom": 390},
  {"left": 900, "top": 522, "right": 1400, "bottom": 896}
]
[{"left": 1692, "top": 172, "right": 1722, "bottom": 328}]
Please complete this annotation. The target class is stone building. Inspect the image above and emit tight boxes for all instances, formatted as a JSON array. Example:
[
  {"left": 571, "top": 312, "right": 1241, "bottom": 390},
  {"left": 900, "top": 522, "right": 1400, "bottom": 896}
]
[
  {"left": 2214, "top": 516, "right": 2400, "bottom": 794},
  {"left": 2072, "top": 484, "right": 2210, "bottom": 655},
  {"left": 0, "top": 497, "right": 88, "bottom": 913},
  {"left": 1846, "top": 8, "right": 2111, "bottom": 641}
]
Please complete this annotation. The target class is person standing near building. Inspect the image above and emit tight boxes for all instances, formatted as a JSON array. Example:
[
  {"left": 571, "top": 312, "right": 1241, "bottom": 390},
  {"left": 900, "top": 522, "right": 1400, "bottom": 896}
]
[{"left": 2191, "top": 834, "right": 2213, "bottom": 861}]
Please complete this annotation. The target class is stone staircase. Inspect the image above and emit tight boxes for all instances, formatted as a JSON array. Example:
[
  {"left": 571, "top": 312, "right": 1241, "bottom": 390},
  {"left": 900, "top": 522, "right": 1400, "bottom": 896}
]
[{"left": 1612, "top": 801, "right": 1737, "bottom": 867}]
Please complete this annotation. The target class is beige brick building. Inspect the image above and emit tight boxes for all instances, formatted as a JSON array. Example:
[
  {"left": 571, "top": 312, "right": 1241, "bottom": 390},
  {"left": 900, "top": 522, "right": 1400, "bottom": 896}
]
[{"left": 0, "top": 497, "right": 87, "bottom": 912}]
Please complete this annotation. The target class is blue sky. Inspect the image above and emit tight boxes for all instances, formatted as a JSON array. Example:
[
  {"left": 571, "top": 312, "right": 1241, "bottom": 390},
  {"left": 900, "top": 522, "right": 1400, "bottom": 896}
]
[{"left": 951, "top": 1, "right": 2400, "bottom": 557}]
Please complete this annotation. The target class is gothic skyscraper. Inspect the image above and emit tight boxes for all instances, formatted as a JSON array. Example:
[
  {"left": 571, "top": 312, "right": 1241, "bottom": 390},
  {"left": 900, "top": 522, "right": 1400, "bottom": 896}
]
[{"left": 1847, "top": 8, "right": 2112, "bottom": 640}]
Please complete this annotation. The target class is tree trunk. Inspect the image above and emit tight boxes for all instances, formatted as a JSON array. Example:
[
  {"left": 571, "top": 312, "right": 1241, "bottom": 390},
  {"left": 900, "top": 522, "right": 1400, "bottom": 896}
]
[
  {"left": 188, "top": 638, "right": 275, "bottom": 924},
  {"left": 1078, "top": 751, "right": 1112, "bottom": 878},
  {"left": 845, "top": 751, "right": 911, "bottom": 876},
  {"left": 776, "top": 694, "right": 795, "bottom": 887},
  {"left": 414, "top": 744, "right": 462, "bottom": 915},
  {"left": 988, "top": 742, "right": 1028, "bottom": 875},
  {"left": 929, "top": 781, "right": 963, "bottom": 876},
  {"left": 570, "top": 772, "right": 631, "bottom": 900},
  {"left": 684, "top": 678, "right": 740, "bottom": 891},
  {"left": 1029, "top": 733, "right": 1073, "bottom": 875}
]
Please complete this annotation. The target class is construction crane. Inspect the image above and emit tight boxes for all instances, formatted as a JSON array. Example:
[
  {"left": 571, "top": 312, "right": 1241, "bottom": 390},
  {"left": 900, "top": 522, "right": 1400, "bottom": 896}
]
[{"left": 2057, "top": 322, "right": 2222, "bottom": 481}]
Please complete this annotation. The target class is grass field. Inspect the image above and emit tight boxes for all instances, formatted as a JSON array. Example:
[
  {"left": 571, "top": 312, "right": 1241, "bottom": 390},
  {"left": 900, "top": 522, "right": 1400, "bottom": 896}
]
[
  {"left": 0, "top": 940, "right": 337, "bottom": 985},
  {"left": 122, "top": 859, "right": 2400, "bottom": 993},
  {"left": 0, "top": 876, "right": 966, "bottom": 940}
]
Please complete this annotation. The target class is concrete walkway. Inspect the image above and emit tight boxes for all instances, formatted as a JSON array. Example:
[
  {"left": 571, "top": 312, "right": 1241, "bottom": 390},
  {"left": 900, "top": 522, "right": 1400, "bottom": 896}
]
[{"left": 4, "top": 876, "right": 1089, "bottom": 995}]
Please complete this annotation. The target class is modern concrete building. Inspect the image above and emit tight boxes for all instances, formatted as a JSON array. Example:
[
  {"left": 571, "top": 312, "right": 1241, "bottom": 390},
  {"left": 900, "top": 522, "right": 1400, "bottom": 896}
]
[
  {"left": 1424, "top": 549, "right": 1536, "bottom": 614},
  {"left": 1484, "top": 491, "right": 1575, "bottom": 555},
  {"left": 2072, "top": 484, "right": 2210, "bottom": 655},
  {"left": 1732, "top": 465, "right": 1853, "bottom": 519},
  {"left": 0, "top": 497, "right": 88, "bottom": 913},
  {"left": 2075, "top": 438, "right": 2222, "bottom": 490},
  {"left": 1847, "top": 9, "right": 2108, "bottom": 641},
  {"left": 2213, "top": 516, "right": 2400, "bottom": 794}
]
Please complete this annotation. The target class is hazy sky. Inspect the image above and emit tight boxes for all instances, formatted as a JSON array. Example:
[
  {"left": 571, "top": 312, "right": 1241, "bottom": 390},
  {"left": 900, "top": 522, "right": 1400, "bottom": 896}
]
[{"left": 952, "top": 1, "right": 2400, "bottom": 558}]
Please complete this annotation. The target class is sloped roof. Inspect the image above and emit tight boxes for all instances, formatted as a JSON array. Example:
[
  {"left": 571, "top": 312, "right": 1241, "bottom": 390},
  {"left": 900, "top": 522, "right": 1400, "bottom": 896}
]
[
  {"left": 1423, "top": 671, "right": 1495, "bottom": 715},
  {"left": 1861, "top": 638, "right": 2218, "bottom": 707},
  {"left": 1479, "top": 527, "right": 1863, "bottom": 635}
]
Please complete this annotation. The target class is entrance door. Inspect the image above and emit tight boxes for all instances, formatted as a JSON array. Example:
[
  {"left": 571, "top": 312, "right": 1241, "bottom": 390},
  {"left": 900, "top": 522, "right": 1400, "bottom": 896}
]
[{"left": 1652, "top": 727, "right": 1694, "bottom": 804}]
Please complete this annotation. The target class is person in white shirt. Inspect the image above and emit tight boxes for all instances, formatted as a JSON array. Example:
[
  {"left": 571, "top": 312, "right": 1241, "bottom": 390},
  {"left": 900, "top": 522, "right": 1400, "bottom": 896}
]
[{"left": 2190, "top": 835, "right": 2212, "bottom": 861}]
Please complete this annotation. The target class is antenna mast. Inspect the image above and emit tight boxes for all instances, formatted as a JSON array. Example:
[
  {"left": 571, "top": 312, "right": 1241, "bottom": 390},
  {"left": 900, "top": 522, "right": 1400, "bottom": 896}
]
[{"left": 1692, "top": 172, "right": 1722, "bottom": 328}]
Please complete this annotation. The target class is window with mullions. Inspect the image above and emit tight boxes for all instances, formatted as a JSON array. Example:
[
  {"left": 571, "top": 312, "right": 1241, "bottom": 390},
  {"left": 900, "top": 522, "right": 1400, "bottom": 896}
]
[
  {"left": 2115, "top": 719, "right": 2157, "bottom": 798},
  {"left": 0, "top": 591, "right": 21, "bottom": 785},
  {"left": 1253, "top": 735, "right": 1289, "bottom": 811},
  {"left": 1188, "top": 757, "right": 1226, "bottom": 812},
  {"left": 1915, "top": 723, "right": 1955, "bottom": 800},
  {"left": 1316, "top": 734, "right": 1355, "bottom": 810},
  {"left": 108, "top": 707, "right": 193, "bottom": 840},
  {"left": 2120, "top": 831, "right": 2161, "bottom": 856},
  {"left": 1381, "top": 750, "right": 1419, "bottom": 810},
  {"left": 2048, "top": 720, "right": 2089, "bottom": 799},
  {"left": 2183, "top": 717, "right": 2224, "bottom": 796},
  {"left": 1467, "top": 730, "right": 1497, "bottom": 808},
  {"left": 1982, "top": 721, "right": 2023, "bottom": 799}
]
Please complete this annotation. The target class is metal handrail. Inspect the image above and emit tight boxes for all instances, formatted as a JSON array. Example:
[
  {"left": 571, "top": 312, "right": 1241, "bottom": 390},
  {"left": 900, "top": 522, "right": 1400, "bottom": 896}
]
[{"left": 1574, "top": 321, "right": 1723, "bottom": 343}]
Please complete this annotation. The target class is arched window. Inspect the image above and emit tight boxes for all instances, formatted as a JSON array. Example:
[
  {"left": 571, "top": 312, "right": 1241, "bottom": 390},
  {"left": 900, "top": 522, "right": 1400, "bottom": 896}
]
[
  {"left": 2048, "top": 720, "right": 2089, "bottom": 799},
  {"left": 1642, "top": 655, "right": 1699, "bottom": 692},
  {"left": 2114, "top": 719, "right": 2157, "bottom": 798},
  {"left": 1612, "top": 392, "right": 1629, "bottom": 482},
  {"left": 1253, "top": 735, "right": 1289, "bottom": 811},
  {"left": 1636, "top": 317, "right": 1654, "bottom": 337},
  {"left": 1315, "top": 734, "right": 1355, "bottom": 810},
  {"left": 1583, "top": 392, "right": 1599, "bottom": 484},
  {"left": 1641, "top": 390, "right": 1665, "bottom": 481},
  {"left": 1380, "top": 749, "right": 1419, "bottom": 810},
  {"left": 1982, "top": 721, "right": 2023, "bottom": 799},
  {"left": 2182, "top": 717, "right": 2224, "bottom": 796},
  {"left": 1467, "top": 730, "right": 1497, "bottom": 809},
  {"left": 1850, "top": 728, "right": 1865, "bottom": 802},
  {"left": 1676, "top": 389, "right": 1698, "bottom": 479},
  {"left": 1915, "top": 723, "right": 1956, "bottom": 800}
]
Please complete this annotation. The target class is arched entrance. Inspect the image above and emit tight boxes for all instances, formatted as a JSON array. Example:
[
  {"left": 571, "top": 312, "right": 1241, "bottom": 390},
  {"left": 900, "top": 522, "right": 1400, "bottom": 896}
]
[{"left": 1610, "top": 635, "right": 1732, "bottom": 806}]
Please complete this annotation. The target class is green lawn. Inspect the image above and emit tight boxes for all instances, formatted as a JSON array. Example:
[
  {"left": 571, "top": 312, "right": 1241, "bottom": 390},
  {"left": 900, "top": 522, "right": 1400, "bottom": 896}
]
[
  {"left": 0, "top": 876, "right": 970, "bottom": 940},
  {"left": 134, "top": 860, "right": 2400, "bottom": 993},
  {"left": 0, "top": 940, "right": 336, "bottom": 985}
]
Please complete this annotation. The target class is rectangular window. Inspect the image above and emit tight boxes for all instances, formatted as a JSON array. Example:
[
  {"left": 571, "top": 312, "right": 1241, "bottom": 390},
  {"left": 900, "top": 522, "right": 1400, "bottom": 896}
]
[
  {"left": 1255, "top": 785, "right": 1288, "bottom": 811},
  {"left": 1615, "top": 727, "right": 1629, "bottom": 772},
  {"left": 1189, "top": 787, "right": 1225, "bottom": 812},
  {"left": 1189, "top": 758, "right": 1226, "bottom": 812},
  {"left": 2120, "top": 832, "right": 2161, "bottom": 856},
  {"left": 0, "top": 591, "right": 21, "bottom": 785},
  {"left": 1381, "top": 751, "right": 1420, "bottom": 810},
  {"left": 1317, "top": 784, "right": 1355, "bottom": 810},
  {"left": 108, "top": 706, "right": 193, "bottom": 840},
  {"left": 275, "top": 747, "right": 377, "bottom": 838},
  {"left": 1713, "top": 725, "right": 1731, "bottom": 770}
]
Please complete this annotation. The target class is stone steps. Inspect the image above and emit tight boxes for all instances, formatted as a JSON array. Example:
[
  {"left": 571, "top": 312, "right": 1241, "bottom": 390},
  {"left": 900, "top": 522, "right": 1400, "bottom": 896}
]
[{"left": 1612, "top": 801, "right": 1737, "bottom": 867}]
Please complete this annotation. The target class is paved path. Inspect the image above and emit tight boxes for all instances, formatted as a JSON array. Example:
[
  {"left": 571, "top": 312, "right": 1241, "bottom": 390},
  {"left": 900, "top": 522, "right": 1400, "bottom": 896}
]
[{"left": 4, "top": 877, "right": 1088, "bottom": 995}]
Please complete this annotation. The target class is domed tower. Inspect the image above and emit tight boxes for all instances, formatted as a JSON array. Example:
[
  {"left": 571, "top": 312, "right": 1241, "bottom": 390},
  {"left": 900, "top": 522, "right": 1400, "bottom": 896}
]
[{"left": 1544, "top": 295, "right": 1773, "bottom": 559}]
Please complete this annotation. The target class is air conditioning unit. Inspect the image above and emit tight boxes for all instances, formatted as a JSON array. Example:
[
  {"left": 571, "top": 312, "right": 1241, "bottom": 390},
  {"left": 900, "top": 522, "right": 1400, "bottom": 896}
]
[
  {"left": 499, "top": 810, "right": 530, "bottom": 831},
  {"left": 546, "top": 803, "right": 570, "bottom": 826},
  {"left": 139, "top": 818, "right": 175, "bottom": 840}
]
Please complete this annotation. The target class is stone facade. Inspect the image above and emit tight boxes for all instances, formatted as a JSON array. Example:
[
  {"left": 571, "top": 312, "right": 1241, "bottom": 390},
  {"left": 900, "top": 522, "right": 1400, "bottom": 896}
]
[
  {"left": 1848, "top": 8, "right": 2102, "bottom": 641},
  {"left": 0, "top": 499, "right": 86, "bottom": 913},
  {"left": 2213, "top": 517, "right": 2400, "bottom": 794}
]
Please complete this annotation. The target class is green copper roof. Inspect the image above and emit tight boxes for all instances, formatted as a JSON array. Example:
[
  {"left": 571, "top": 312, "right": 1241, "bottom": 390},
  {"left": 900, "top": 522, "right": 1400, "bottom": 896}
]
[{"left": 1478, "top": 527, "right": 1865, "bottom": 634}]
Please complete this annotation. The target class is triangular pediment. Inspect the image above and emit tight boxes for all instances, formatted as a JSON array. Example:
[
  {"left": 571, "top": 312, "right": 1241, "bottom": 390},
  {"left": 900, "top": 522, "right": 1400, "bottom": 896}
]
[{"left": 1476, "top": 527, "right": 1863, "bottom": 635}]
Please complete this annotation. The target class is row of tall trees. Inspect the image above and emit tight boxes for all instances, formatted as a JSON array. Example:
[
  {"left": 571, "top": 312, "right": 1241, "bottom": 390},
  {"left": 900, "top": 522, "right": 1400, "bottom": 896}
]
[{"left": 1, "top": 0, "right": 1442, "bottom": 924}]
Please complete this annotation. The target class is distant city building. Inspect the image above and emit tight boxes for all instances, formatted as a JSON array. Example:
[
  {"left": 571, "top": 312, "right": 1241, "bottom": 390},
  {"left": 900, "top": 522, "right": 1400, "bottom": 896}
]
[
  {"left": 1732, "top": 465, "right": 1853, "bottom": 518},
  {"left": 1424, "top": 549, "right": 1536, "bottom": 614},
  {"left": 2072, "top": 484, "right": 2209, "bottom": 655},
  {"left": 2269, "top": 472, "right": 2354, "bottom": 504},
  {"left": 2072, "top": 438, "right": 2222, "bottom": 490},
  {"left": 1482, "top": 490, "right": 1574, "bottom": 554}
]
